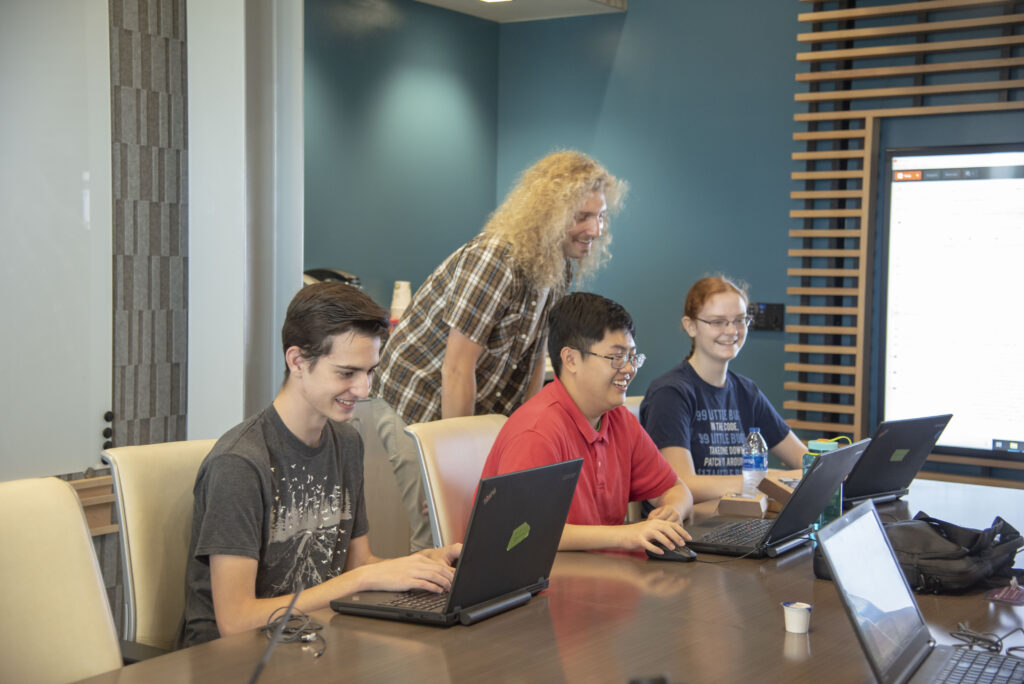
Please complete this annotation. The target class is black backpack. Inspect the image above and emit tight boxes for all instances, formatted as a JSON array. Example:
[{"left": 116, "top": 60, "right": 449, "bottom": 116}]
[
  {"left": 812, "top": 511, "right": 1024, "bottom": 592},
  {"left": 882, "top": 512, "right": 1023, "bottom": 594}
]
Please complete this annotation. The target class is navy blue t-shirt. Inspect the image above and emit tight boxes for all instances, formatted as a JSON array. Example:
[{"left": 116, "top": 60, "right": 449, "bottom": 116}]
[{"left": 639, "top": 362, "right": 790, "bottom": 475}]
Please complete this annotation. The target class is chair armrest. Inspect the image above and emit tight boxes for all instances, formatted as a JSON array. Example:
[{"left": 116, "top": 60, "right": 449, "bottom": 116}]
[{"left": 120, "top": 639, "right": 168, "bottom": 663}]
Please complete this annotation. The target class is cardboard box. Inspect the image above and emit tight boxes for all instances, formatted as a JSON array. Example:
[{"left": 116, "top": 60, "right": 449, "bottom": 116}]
[
  {"left": 717, "top": 492, "right": 768, "bottom": 518},
  {"left": 758, "top": 470, "right": 802, "bottom": 506}
]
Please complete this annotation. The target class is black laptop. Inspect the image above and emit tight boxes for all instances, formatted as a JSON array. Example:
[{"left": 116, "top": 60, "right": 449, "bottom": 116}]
[
  {"left": 330, "top": 459, "right": 582, "bottom": 626},
  {"left": 685, "top": 439, "right": 868, "bottom": 558},
  {"left": 818, "top": 500, "right": 1023, "bottom": 683},
  {"left": 843, "top": 414, "right": 953, "bottom": 507}
]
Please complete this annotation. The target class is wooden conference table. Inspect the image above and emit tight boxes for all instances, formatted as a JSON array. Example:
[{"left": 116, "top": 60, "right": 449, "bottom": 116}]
[{"left": 81, "top": 480, "right": 1024, "bottom": 684}]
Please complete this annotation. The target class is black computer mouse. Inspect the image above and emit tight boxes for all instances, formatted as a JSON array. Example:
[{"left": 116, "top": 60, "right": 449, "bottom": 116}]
[{"left": 645, "top": 542, "right": 697, "bottom": 562}]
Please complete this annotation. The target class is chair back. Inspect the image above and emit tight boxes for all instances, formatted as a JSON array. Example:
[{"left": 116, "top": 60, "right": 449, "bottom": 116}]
[
  {"left": 624, "top": 395, "right": 643, "bottom": 421},
  {"left": 0, "top": 477, "right": 122, "bottom": 682},
  {"left": 102, "top": 439, "right": 216, "bottom": 650},
  {"left": 624, "top": 397, "right": 646, "bottom": 522},
  {"left": 406, "top": 415, "right": 507, "bottom": 547}
]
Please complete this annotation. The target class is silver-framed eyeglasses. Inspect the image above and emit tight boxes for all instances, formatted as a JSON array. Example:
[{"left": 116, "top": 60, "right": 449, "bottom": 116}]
[
  {"left": 579, "top": 350, "right": 646, "bottom": 370},
  {"left": 695, "top": 315, "right": 754, "bottom": 331}
]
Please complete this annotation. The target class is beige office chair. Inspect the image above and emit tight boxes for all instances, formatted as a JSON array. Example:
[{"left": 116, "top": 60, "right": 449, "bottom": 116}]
[
  {"left": 406, "top": 414, "right": 508, "bottom": 547},
  {"left": 624, "top": 396, "right": 645, "bottom": 523},
  {"left": 0, "top": 477, "right": 122, "bottom": 683},
  {"left": 624, "top": 395, "right": 643, "bottom": 421},
  {"left": 102, "top": 439, "right": 217, "bottom": 651}
]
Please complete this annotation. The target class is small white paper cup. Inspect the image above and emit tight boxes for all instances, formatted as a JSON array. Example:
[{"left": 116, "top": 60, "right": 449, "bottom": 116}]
[{"left": 782, "top": 601, "right": 812, "bottom": 633}]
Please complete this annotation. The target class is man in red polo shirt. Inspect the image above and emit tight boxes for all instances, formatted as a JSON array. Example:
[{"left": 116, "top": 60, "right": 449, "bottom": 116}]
[{"left": 481, "top": 292, "right": 693, "bottom": 552}]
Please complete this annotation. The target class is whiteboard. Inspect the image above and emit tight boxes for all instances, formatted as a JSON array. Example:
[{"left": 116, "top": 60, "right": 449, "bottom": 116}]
[{"left": 0, "top": 0, "right": 112, "bottom": 479}]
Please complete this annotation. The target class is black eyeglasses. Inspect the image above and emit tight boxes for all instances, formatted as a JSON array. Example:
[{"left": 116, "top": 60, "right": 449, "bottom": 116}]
[
  {"left": 695, "top": 315, "right": 754, "bottom": 331},
  {"left": 579, "top": 350, "right": 646, "bottom": 370}
]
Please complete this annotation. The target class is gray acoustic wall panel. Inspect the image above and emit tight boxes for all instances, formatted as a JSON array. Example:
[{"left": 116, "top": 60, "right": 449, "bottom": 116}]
[{"left": 109, "top": 0, "right": 188, "bottom": 447}]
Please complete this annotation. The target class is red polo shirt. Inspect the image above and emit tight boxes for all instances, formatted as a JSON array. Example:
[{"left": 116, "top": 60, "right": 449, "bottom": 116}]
[{"left": 481, "top": 377, "right": 678, "bottom": 526}]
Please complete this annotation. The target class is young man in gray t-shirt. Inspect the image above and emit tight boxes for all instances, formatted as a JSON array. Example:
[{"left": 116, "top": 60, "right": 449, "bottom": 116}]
[{"left": 178, "top": 283, "right": 461, "bottom": 648}]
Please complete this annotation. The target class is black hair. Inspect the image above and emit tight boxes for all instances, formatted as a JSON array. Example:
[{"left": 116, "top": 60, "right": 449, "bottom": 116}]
[{"left": 547, "top": 292, "right": 635, "bottom": 378}]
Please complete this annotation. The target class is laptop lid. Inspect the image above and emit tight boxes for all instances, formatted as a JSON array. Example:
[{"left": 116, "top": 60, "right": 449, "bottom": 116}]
[
  {"left": 444, "top": 458, "right": 581, "bottom": 612},
  {"left": 687, "top": 439, "right": 868, "bottom": 557},
  {"left": 843, "top": 415, "right": 952, "bottom": 504},
  {"left": 331, "top": 458, "right": 582, "bottom": 625},
  {"left": 760, "top": 438, "right": 869, "bottom": 550},
  {"left": 818, "top": 501, "right": 935, "bottom": 684}
]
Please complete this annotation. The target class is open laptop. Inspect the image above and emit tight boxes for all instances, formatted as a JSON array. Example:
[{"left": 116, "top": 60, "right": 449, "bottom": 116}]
[
  {"left": 330, "top": 458, "right": 582, "bottom": 626},
  {"left": 843, "top": 414, "right": 953, "bottom": 507},
  {"left": 818, "top": 500, "right": 1023, "bottom": 683},
  {"left": 685, "top": 439, "right": 868, "bottom": 558}
]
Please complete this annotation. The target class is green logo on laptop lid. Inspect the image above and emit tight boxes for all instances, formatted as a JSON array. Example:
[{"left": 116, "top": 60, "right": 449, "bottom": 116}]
[
  {"left": 890, "top": 448, "right": 909, "bottom": 463},
  {"left": 507, "top": 522, "right": 530, "bottom": 551}
]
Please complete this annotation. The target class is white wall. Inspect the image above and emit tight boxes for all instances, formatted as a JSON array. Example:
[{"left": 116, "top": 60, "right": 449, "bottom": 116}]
[
  {"left": 244, "top": 0, "right": 306, "bottom": 415},
  {"left": 186, "top": 0, "right": 248, "bottom": 439},
  {"left": 186, "top": 0, "right": 304, "bottom": 439}
]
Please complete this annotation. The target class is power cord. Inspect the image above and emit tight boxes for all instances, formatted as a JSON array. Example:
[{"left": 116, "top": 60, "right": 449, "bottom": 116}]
[
  {"left": 950, "top": 624, "right": 1024, "bottom": 658},
  {"left": 261, "top": 605, "right": 326, "bottom": 658}
]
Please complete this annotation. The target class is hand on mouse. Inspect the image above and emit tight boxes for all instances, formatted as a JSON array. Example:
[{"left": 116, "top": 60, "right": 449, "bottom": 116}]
[
  {"left": 646, "top": 542, "right": 697, "bottom": 562},
  {"left": 614, "top": 518, "right": 691, "bottom": 553}
]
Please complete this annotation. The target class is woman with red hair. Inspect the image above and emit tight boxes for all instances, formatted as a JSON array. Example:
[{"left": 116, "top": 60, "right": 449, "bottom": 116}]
[{"left": 639, "top": 276, "right": 806, "bottom": 504}]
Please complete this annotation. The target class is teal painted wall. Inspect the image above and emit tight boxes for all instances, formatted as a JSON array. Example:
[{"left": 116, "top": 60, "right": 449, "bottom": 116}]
[
  {"left": 303, "top": 0, "right": 1022, "bottom": 428},
  {"left": 304, "top": 0, "right": 499, "bottom": 306},
  {"left": 495, "top": 1, "right": 804, "bottom": 405},
  {"left": 304, "top": 0, "right": 805, "bottom": 409}
]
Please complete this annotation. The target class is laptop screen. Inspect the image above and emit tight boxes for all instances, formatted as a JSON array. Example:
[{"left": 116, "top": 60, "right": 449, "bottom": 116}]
[{"left": 819, "top": 505, "right": 926, "bottom": 677}]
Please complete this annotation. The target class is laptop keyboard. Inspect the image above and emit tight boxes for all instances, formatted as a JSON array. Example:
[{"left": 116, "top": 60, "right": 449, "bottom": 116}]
[
  {"left": 935, "top": 648, "right": 1024, "bottom": 683},
  {"left": 701, "top": 519, "right": 773, "bottom": 545},
  {"left": 383, "top": 590, "right": 450, "bottom": 612}
]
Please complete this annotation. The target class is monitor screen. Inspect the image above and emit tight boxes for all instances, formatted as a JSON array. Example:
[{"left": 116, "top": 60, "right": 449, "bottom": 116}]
[{"left": 881, "top": 143, "right": 1024, "bottom": 458}]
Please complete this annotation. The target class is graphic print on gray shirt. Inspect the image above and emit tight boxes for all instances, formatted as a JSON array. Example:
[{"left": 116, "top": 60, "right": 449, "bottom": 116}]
[{"left": 177, "top": 404, "right": 368, "bottom": 647}]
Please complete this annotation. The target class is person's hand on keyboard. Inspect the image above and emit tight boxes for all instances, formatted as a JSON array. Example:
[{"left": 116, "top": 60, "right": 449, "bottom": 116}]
[{"left": 352, "top": 549, "right": 458, "bottom": 594}]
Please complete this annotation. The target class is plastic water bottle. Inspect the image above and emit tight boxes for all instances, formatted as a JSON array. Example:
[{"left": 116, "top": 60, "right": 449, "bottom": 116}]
[{"left": 741, "top": 427, "right": 769, "bottom": 497}]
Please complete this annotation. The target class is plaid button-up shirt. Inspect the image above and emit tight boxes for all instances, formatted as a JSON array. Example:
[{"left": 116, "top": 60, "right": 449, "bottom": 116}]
[{"left": 373, "top": 235, "right": 562, "bottom": 425}]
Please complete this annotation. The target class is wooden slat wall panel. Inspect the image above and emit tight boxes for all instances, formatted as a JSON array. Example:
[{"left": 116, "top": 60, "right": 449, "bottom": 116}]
[
  {"left": 798, "top": 13, "right": 1024, "bottom": 43},
  {"left": 785, "top": 381, "right": 857, "bottom": 394},
  {"left": 785, "top": 324, "right": 858, "bottom": 334},
  {"left": 795, "top": 79, "right": 1024, "bottom": 102},
  {"left": 796, "top": 100, "right": 1024, "bottom": 121},
  {"left": 789, "top": 229, "right": 864, "bottom": 237},
  {"left": 787, "top": 0, "right": 1024, "bottom": 441},
  {"left": 796, "top": 57, "right": 1024, "bottom": 83},
  {"left": 797, "top": 0, "right": 1013, "bottom": 20},
  {"left": 796, "top": 34, "right": 1024, "bottom": 62}
]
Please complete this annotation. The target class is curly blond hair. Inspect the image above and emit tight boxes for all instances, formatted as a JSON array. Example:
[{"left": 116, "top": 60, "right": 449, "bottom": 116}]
[{"left": 482, "top": 150, "right": 627, "bottom": 293}]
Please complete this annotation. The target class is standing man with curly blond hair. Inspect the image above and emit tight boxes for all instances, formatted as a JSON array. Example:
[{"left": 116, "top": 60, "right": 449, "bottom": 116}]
[{"left": 370, "top": 150, "right": 627, "bottom": 551}]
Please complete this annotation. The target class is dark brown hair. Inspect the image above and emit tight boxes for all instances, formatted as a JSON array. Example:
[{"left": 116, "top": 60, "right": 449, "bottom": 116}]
[{"left": 281, "top": 282, "right": 389, "bottom": 377}]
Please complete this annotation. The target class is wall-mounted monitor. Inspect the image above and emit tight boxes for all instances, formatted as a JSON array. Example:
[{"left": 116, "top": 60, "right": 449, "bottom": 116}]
[{"left": 880, "top": 143, "right": 1024, "bottom": 459}]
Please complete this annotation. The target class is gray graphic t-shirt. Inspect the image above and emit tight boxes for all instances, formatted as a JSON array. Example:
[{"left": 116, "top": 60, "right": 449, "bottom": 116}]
[{"left": 178, "top": 404, "right": 368, "bottom": 648}]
